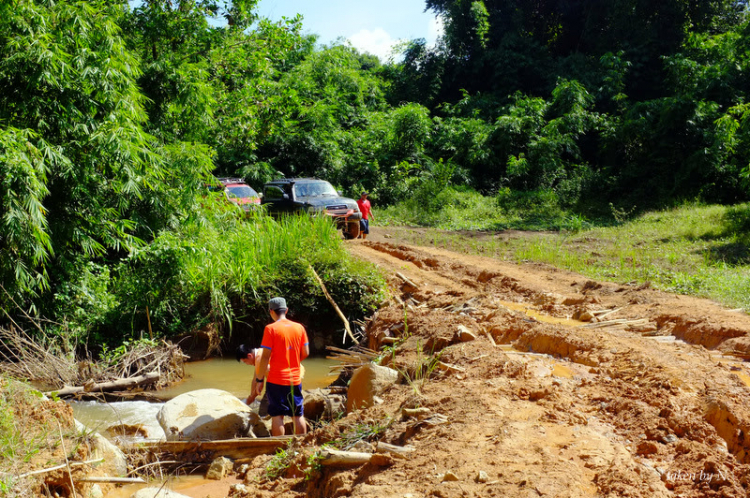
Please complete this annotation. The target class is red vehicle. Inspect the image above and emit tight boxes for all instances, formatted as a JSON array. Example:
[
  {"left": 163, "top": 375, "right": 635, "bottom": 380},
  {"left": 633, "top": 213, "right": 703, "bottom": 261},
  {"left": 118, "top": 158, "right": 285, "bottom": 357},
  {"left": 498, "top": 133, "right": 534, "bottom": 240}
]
[{"left": 217, "top": 177, "right": 261, "bottom": 213}]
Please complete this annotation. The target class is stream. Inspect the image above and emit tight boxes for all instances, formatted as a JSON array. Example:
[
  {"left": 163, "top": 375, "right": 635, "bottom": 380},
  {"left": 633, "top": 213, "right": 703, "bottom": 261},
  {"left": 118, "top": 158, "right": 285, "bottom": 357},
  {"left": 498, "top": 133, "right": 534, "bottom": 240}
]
[{"left": 70, "top": 357, "right": 338, "bottom": 441}]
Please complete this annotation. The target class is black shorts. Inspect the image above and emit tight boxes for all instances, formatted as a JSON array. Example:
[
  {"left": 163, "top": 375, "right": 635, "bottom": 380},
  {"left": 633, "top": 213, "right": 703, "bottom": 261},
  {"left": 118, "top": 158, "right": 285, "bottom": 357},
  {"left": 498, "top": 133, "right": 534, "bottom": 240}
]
[
  {"left": 359, "top": 219, "right": 370, "bottom": 234},
  {"left": 265, "top": 382, "right": 304, "bottom": 417}
]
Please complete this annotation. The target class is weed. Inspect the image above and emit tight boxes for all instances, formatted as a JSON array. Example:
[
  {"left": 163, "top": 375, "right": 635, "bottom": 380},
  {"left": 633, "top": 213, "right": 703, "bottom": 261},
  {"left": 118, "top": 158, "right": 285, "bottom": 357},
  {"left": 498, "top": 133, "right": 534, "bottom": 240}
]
[
  {"left": 265, "top": 444, "right": 296, "bottom": 481},
  {"left": 334, "top": 417, "right": 393, "bottom": 451},
  {"left": 401, "top": 341, "right": 442, "bottom": 397},
  {"left": 304, "top": 447, "right": 327, "bottom": 481}
]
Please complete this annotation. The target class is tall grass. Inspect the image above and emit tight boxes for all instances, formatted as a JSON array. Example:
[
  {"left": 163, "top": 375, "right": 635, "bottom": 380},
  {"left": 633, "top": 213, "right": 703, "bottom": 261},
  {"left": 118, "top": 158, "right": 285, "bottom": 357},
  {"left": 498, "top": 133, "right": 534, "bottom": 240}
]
[{"left": 102, "top": 208, "right": 386, "bottom": 341}]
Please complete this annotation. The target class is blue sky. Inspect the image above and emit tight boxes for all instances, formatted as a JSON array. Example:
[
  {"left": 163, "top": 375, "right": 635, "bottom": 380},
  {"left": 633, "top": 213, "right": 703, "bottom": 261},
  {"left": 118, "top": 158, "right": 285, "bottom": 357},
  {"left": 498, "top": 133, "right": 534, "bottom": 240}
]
[{"left": 255, "top": 0, "right": 443, "bottom": 60}]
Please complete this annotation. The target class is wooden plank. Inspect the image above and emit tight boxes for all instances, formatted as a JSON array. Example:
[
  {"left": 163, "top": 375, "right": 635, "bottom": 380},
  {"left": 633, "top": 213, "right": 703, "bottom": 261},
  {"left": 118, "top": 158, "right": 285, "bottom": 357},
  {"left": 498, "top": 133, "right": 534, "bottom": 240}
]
[{"left": 124, "top": 437, "right": 296, "bottom": 461}]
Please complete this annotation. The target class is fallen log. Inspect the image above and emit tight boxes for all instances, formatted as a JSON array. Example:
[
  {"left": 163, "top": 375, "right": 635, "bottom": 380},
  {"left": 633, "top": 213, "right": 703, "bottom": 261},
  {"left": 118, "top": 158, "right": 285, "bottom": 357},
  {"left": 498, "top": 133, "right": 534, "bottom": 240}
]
[
  {"left": 376, "top": 442, "right": 415, "bottom": 460},
  {"left": 124, "top": 437, "right": 295, "bottom": 461},
  {"left": 320, "top": 448, "right": 373, "bottom": 467},
  {"left": 47, "top": 372, "right": 161, "bottom": 397}
]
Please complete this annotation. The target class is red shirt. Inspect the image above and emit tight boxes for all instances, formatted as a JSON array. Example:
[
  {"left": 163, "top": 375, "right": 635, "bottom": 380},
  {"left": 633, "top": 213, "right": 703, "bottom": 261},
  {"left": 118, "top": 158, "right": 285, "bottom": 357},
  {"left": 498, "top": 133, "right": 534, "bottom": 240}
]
[
  {"left": 357, "top": 198, "right": 372, "bottom": 220},
  {"left": 260, "top": 318, "right": 309, "bottom": 385}
]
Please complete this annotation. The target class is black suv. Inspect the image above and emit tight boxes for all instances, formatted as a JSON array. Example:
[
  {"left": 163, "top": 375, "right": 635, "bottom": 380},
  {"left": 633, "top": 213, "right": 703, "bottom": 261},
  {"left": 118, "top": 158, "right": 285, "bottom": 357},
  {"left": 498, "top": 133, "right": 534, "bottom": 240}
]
[{"left": 261, "top": 178, "right": 362, "bottom": 238}]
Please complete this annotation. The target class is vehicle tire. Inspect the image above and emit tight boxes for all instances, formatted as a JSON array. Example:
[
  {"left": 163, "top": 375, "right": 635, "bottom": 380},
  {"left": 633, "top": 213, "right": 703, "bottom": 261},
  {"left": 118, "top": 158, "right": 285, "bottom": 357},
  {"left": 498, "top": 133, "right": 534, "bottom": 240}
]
[{"left": 346, "top": 221, "right": 360, "bottom": 239}]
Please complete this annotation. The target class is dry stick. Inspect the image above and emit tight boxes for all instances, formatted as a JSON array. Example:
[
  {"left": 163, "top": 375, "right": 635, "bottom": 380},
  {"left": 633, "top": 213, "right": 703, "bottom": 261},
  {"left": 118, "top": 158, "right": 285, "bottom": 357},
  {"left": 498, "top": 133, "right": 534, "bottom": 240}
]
[
  {"left": 74, "top": 477, "right": 146, "bottom": 484},
  {"left": 127, "top": 461, "right": 180, "bottom": 477},
  {"left": 309, "top": 266, "right": 357, "bottom": 344},
  {"left": 56, "top": 419, "right": 78, "bottom": 498},
  {"left": 19, "top": 459, "right": 104, "bottom": 478},
  {"left": 594, "top": 307, "right": 624, "bottom": 320}
]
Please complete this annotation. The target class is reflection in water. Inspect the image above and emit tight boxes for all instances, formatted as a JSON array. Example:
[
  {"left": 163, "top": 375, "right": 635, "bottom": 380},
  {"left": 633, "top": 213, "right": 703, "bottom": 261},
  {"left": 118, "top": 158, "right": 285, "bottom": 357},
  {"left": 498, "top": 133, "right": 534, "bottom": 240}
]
[{"left": 69, "top": 356, "right": 339, "bottom": 441}]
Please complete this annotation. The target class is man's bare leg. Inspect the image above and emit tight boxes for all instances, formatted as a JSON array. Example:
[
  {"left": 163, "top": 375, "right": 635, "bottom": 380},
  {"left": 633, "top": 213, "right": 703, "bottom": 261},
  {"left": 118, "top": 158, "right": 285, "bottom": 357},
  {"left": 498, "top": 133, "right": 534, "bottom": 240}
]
[
  {"left": 271, "top": 416, "right": 285, "bottom": 436},
  {"left": 293, "top": 415, "right": 307, "bottom": 435}
]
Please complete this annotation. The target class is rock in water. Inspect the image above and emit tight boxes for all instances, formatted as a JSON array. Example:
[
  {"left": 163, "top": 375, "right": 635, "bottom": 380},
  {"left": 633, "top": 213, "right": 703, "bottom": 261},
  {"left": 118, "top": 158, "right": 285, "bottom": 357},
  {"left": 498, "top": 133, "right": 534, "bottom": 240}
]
[
  {"left": 157, "top": 389, "right": 260, "bottom": 441},
  {"left": 346, "top": 363, "right": 399, "bottom": 412}
]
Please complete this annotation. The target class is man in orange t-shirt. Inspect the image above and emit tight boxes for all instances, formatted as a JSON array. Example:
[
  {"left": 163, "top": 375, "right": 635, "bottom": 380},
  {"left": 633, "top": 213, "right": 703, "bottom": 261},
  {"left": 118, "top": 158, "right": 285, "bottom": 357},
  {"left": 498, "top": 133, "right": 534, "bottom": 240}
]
[
  {"left": 254, "top": 297, "right": 309, "bottom": 435},
  {"left": 356, "top": 191, "right": 374, "bottom": 240}
]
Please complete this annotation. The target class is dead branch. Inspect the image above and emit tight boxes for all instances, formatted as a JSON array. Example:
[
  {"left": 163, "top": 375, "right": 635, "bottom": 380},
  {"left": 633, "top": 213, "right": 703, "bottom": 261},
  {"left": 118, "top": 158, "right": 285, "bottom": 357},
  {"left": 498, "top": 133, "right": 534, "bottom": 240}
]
[
  {"left": 48, "top": 372, "right": 161, "bottom": 397},
  {"left": 309, "top": 266, "right": 357, "bottom": 343}
]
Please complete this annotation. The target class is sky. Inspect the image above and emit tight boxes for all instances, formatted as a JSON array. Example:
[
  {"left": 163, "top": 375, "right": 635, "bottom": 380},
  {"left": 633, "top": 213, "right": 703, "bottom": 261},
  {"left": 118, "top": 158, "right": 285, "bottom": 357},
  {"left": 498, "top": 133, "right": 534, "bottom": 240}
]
[{"left": 255, "top": 0, "right": 443, "bottom": 61}]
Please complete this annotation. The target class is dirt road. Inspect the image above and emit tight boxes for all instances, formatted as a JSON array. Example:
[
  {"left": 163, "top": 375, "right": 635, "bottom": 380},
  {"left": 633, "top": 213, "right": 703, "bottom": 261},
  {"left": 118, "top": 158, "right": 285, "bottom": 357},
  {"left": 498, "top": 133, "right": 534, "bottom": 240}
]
[{"left": 306, "top": 231, "right": 750, "bottom": 497}]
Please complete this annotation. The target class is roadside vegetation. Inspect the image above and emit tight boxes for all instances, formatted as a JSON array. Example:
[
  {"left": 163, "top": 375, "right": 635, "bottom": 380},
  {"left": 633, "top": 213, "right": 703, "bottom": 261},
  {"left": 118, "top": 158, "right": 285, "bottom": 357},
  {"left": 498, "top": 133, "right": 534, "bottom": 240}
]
[{"left": 386, "top": 203, "right": 750, "bottom": 311}]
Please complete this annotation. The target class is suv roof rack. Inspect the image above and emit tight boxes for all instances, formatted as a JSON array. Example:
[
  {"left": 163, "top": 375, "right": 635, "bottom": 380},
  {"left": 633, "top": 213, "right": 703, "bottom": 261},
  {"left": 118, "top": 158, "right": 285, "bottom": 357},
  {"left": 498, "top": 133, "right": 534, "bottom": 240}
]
[
  {"left": 217, "top": 177, "right": 246, "bottom": 184},
  {"left": 266, "top": 177, "right": 319, "bottom": 184}
]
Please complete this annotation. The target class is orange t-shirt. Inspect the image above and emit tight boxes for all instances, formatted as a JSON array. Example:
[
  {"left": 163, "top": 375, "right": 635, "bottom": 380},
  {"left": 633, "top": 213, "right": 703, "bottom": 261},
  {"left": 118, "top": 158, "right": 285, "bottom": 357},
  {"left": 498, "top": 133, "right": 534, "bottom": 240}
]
[{"left": 260, "top": 318, "right": 309, "bottom": 385}]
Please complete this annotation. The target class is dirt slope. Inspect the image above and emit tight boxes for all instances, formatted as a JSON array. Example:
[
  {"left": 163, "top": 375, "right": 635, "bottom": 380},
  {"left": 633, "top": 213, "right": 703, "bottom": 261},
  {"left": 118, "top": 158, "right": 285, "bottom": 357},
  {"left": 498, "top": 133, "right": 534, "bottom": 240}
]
[{"left": 299, "top": 233, "right": 750, "bottom": 498}]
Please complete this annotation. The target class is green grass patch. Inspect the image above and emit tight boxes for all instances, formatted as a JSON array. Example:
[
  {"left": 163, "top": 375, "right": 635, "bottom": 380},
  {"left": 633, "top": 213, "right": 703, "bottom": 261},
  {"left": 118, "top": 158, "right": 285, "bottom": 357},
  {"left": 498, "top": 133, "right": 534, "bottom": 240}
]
[
  {"left": 379, "top": 187, "right": 590, "bottom": 231},
  {"left": 389, "top": 203, "right": 750, "bottom": 310}
]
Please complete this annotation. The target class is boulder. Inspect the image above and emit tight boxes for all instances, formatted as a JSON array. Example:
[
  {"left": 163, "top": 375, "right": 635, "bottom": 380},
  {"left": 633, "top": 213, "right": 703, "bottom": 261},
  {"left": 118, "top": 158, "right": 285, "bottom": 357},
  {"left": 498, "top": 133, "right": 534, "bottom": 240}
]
[
  {"left": 131, "top": 488, "right": 192, "bottom": 498},
  {"left": 157, "top": 389, "right": 260, "bottom": 441},
  {"left": 346, "top": 363, "right": 399, "bottom": 412}
]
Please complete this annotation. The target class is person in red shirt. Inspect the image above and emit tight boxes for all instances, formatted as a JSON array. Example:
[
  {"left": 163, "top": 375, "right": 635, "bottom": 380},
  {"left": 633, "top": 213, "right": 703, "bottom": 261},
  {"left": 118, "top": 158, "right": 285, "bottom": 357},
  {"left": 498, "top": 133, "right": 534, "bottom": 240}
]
[
  {"left": 356, "top": 191, "right": 374, "bottom": 240},
  {"left": 253, "top": 297, "right": 309, "bottom": 435}
]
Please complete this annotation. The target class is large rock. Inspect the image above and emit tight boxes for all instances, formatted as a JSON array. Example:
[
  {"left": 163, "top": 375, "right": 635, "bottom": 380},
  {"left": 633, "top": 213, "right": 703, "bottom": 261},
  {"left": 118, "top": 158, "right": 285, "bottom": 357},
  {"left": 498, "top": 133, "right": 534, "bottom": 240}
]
[
  {"left": 157, "top": 389, "right": 260, "bottom": 441},
  {"left": 131, "top": 488, "right": 192, "bottom": 498},
  {"left": 304, "top": 389, "right": 346, "bottom": 421},
  {"left": 346, "top": 363, "right": 399, "bottom": 412}
]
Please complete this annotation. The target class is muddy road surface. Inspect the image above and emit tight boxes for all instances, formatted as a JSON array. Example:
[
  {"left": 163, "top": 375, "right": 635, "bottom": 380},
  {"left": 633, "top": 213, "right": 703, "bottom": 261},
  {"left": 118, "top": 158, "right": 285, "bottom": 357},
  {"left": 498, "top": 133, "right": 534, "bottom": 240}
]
[{"left": 309, "top": 231, "right": 750, "bottom": 498}]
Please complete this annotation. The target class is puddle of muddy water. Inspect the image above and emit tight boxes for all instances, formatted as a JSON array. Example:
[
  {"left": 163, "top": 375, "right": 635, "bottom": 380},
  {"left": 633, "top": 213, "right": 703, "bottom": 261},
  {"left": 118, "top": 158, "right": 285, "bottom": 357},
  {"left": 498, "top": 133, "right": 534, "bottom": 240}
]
[
  {"left": 710, "top": 353, "right": 750, "bottom": 388},
  {"left": 107, "top": 474, "right": 243, "bottom": 498},
  {"left": 496, "top": 300, "right": 585, "bottom": 327}
]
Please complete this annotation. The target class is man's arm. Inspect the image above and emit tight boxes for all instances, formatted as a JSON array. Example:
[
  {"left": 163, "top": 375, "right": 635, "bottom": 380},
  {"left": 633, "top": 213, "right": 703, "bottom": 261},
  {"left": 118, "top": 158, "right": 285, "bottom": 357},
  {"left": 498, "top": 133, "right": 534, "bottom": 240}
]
[
  {"left": 301, "top": 343, "right": 310, "bottom": 361},
  {"left": 254, "top": 347, "right": 271, "bottom": 396}
]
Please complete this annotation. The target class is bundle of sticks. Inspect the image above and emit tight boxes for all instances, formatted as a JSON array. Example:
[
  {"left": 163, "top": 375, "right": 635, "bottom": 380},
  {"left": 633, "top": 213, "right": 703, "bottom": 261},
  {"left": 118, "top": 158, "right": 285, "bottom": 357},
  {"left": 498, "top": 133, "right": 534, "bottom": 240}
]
[{"left": 326, "top": 345, "right": 378, "bottom": 372}]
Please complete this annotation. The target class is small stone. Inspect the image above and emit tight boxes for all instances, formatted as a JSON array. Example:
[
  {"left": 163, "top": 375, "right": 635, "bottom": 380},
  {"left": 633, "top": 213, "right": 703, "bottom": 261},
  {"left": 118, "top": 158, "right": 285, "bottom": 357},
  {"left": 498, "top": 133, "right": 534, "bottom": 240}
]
[
  {"left": 88, "top": 484, "right": 103, "bottom": 498},
  {"left": 457, "top": 325, "right": 477, "bottom": 342},
  {"left": 229, "top": 483, "right": 249, "bottom": 496},
  {"left": 636, "top": 441, "right": 659, "bottom": 456},
  {"left": 476, "top": 470, "right": 489, "bottom": 483},
  {"left": 610, "top": 348, "right": 618, "bottom": 354},
  {"left": 441, "top": 471, "right": 460, "bottom": 482},
  {"left": 578, "top": 311, "right": 594, "bottom": 322},
  {"left": 235, "top": 464, "right": 250, "bottom": 477},
  {"left": 207, "top": 456, "right": 233, "bottom": 480},
  {"left": 662, "top": 434, "right": 678, "bottom": 444}
]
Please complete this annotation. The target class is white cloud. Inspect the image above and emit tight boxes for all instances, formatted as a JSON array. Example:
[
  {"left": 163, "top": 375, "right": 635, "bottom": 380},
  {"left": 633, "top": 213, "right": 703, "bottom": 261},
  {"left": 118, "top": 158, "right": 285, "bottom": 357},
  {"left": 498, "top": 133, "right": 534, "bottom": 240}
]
[{"left": 347, "top": 28, "right": 398, "bottom": 61}]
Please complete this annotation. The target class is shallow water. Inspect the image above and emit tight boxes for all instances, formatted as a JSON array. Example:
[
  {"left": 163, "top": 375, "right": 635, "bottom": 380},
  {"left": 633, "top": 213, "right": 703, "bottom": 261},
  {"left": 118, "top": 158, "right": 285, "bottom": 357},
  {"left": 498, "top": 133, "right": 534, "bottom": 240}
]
[{"left": 69, "top": 356, "right": 338, "bottom": 440}]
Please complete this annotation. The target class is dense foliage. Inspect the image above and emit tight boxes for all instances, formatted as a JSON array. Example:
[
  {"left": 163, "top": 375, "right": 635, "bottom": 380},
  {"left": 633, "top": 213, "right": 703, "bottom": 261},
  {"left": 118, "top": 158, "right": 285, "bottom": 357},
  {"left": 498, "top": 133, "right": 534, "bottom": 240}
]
[{"left": 2, "top": 0, "right": 749, "bottom": 344}]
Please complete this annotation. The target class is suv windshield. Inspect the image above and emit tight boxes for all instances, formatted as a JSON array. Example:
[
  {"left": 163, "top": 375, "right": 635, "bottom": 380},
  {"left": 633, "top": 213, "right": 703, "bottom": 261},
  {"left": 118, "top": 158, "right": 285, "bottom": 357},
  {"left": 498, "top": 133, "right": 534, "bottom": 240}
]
[
  {"left": 293, "top": 181, "right": 337, "bottom": 198},
  {"left": 226, "top": 185, "right": 258, "bottom": 199}
]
